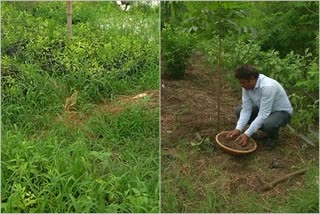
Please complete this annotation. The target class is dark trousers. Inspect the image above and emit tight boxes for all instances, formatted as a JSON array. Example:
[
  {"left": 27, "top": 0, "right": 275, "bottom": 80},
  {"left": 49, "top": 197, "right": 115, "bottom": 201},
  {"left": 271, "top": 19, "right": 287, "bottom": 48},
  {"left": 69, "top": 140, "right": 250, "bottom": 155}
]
[{"left": 235, "top": 106, "right": 291, "bottom": 138}]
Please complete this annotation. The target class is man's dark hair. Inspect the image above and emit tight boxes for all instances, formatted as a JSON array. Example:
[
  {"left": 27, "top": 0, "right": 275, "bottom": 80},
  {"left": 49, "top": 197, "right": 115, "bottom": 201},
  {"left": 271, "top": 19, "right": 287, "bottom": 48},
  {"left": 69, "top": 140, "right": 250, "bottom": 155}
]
[{"left": 234, "top": 64, "right": 259, "bottom": 80}]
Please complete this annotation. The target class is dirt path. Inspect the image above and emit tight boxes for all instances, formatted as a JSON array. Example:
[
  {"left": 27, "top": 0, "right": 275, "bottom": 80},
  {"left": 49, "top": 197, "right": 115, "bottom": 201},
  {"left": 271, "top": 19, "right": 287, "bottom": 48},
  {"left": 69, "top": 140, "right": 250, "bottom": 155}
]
[{"left": 161, "top": 51, "right": 318, "bottom": 207}]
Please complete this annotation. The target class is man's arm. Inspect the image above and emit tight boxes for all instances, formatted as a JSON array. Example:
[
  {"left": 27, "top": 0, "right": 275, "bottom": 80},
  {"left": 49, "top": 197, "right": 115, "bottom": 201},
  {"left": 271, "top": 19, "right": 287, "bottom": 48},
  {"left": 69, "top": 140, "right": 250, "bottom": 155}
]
[{"left": 236, "top": 89, "right": 253, "bottom": 132}]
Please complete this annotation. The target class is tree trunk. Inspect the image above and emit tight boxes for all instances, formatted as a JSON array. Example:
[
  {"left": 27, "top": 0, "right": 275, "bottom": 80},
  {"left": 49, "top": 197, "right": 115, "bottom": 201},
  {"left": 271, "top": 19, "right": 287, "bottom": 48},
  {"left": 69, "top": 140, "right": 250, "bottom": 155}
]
[
  {"left": 217, "top": 1, "right": 222, "bottom": 131},
  {"left": 217, "top": 35, "right": 222, "bottom": 130}
]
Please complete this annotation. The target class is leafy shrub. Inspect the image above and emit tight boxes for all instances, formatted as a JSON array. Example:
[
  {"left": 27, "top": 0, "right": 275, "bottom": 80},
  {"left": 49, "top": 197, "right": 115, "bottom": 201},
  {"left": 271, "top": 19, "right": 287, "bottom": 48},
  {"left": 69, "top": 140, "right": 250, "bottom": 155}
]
[
  {"left": 254, "top": 48, "right": 319, "bottom": 130},
  {"left": 256, "top": 1, "right": 319, "bottom": 57},
  {"left": 162, "top": 24, "right": 194, "bottom": 79}
]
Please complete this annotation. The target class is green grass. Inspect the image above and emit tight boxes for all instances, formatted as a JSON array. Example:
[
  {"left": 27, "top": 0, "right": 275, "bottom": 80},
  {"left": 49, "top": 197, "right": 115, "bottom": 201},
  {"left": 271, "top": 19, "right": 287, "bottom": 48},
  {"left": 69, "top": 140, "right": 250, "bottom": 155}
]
[
  {"left": 1, "top": 2, "right": 159, "bottom": 212},
  {"left": 2, "top": 103, "right": 159, "bottom": 212},
  {"left": 161, "top": 140, "right": 319, "bottom": 213}
]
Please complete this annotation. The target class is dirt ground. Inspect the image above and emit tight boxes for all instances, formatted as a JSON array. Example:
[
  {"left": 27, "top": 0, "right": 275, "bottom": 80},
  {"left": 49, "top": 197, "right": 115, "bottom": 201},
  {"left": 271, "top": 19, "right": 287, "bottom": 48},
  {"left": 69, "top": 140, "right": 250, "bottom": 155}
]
[
  {"left": 161, "top": 51, "right": 319, "bottom": 204},
  {"left": 57, "top": 89, "right": 159, "bottom": 128}
]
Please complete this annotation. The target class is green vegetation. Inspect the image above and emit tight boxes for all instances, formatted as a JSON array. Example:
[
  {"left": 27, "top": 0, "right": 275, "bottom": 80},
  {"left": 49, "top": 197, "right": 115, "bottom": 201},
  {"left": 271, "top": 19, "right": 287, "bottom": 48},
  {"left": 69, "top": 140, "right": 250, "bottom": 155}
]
[
  {"left": 251, "top": 1, "right": 319, "bottom": 57},
  {"left": 1, "top": 2, "right": 159, "bottom": 212},
  {"left": 161, "top": 24, "right": 194, "bottom": 79}
]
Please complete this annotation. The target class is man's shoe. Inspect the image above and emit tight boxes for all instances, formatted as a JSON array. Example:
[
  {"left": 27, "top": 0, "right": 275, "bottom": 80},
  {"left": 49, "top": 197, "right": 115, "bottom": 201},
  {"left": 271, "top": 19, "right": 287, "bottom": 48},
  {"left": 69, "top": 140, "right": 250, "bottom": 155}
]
[
  {"left": 263, "top": 138, "right": 278, "bottom": 150},
  {"left": 252, "top": 131, "right": 268, "bottom": 141}
]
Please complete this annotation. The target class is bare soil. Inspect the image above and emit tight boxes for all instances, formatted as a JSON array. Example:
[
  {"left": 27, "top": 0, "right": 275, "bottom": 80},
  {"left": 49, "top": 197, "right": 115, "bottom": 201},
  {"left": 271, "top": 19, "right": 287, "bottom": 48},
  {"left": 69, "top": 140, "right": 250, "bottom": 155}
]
[
  {"left": 57, "top": 89, "right": 159, "bottom": 128},
  {"left": 161, "top": 51, "right": 243, "bottom": 147}
]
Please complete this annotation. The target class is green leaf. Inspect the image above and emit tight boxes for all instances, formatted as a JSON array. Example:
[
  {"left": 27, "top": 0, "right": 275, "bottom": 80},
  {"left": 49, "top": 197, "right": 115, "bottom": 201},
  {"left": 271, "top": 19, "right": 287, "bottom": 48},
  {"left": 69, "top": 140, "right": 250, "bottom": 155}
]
[{"left": 190, "top": 141, "right": 202, "bottom": 147}]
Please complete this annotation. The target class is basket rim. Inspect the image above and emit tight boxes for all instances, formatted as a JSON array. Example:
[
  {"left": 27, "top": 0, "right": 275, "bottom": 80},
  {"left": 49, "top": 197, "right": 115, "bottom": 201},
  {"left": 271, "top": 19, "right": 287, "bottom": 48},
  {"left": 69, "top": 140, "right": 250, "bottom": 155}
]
[{"left": 215, "top": 131, "right": 257, "bottom": 154}]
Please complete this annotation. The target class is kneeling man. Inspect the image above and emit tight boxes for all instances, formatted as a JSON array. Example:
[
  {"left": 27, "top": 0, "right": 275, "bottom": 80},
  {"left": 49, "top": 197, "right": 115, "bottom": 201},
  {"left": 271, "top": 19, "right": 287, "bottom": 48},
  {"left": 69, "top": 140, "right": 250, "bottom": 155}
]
[{"left": 226, "top": 64, "right": 293, "bottom": 149}]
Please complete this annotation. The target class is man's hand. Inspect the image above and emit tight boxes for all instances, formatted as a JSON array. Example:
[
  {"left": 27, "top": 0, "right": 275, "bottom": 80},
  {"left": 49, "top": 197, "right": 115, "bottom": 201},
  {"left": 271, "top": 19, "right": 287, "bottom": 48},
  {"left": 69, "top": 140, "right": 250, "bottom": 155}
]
[
  {"left": 226, "top": 129, "right": 240, "bottom": 139},
  {"left": 236, "top": 134, "right": 249, "bottom": 147}
]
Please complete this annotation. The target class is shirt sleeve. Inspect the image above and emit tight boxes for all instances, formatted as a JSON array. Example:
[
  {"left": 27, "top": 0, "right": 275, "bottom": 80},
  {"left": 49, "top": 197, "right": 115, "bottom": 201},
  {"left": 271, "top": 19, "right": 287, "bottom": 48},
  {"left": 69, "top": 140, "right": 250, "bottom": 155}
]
[
  {"left": 244, "top": 86, "right": 276, "bottom": 136},
  {"left": 236, "top": 89, "right": 253, "bottom": 132}
]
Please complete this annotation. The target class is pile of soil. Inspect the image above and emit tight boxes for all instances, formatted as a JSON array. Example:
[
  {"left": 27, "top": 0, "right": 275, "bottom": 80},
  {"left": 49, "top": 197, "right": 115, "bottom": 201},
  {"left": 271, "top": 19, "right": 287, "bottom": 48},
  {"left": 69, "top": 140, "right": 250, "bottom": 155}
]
[{"left": 217, "top": 133, "right": 256, "bottom": 151}]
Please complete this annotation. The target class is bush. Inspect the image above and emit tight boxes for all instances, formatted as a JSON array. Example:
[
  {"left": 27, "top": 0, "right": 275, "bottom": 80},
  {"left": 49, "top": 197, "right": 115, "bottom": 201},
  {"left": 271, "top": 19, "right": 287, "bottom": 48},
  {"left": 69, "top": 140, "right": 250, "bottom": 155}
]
[{"left": 161, "top": 24, "right": 194, "bottom": 79}]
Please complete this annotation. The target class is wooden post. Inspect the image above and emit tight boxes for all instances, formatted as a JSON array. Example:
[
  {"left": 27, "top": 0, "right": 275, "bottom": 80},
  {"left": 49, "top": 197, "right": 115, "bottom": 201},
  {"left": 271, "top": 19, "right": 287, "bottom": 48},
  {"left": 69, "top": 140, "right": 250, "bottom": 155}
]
[{"left": 66, "top": 0, "right": 72, "bottom": 39}]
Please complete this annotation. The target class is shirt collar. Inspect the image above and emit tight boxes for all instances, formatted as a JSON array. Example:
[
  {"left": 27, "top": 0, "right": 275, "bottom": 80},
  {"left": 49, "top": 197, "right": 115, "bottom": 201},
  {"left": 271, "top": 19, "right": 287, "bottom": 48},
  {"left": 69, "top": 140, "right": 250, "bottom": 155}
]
[{"left": 254, "top": 74, "right": 261, "bottom": 90}]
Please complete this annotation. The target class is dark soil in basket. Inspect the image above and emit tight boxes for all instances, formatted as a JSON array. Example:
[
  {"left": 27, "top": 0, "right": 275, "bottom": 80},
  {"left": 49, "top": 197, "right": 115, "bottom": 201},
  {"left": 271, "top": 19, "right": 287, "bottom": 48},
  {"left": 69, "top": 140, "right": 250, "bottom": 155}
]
[{"left": 217, "top": 133, "right": 256, "bottom": 151}]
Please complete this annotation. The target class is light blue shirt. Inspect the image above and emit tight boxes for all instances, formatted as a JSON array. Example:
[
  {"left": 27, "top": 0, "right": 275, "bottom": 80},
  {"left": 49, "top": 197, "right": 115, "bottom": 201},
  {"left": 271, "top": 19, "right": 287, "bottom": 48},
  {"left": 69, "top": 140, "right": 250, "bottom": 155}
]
[{"left": 236, "top": 74, "right": 293, "bottom": 137}]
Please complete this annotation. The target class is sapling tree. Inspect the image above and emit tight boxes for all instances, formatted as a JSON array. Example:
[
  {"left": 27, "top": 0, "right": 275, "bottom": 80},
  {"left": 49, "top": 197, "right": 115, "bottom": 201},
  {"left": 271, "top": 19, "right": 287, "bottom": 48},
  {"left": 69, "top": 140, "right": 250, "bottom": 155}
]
[{"left": 189, "top": 2, "right": 249, "bottom": 130}]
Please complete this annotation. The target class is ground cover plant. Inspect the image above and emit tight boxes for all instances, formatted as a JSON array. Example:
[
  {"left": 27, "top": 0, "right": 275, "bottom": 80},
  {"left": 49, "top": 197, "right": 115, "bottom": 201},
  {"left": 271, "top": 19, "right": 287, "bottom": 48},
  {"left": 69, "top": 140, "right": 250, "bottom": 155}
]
[
  {"left": 1, "top": 1, "right": 159, "bottom": 212},
  {"left": 161, "top": 1, "right": 319, "bottom": 213}
]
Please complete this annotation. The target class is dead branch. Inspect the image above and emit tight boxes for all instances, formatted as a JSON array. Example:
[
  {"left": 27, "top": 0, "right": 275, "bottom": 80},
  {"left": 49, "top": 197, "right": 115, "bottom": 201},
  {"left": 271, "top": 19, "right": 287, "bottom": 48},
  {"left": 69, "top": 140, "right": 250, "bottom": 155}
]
[
  {"left": 286, "top": 124, "right": 315, "bottom": 147},
  {"left": 256, "top": 168, "right": 307, "bottom": 191}
]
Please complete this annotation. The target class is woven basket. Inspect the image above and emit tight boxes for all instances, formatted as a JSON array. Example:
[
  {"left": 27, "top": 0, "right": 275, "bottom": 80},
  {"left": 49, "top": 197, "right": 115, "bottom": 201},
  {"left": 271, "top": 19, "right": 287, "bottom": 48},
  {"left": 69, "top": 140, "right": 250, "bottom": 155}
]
[{"left": 215, "top": 131, "right": 257, "bottom": 155}]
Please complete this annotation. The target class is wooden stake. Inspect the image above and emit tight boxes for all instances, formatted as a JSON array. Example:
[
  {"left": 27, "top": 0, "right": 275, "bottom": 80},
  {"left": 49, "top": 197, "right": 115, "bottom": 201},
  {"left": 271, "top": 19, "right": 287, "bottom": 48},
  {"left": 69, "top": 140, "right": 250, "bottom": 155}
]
[
  {"left": 67, "top": 0, "right": 72, "bottom": 39},
  {"left": 286, "top": 124, "right": 315, "bottom": 147}
]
